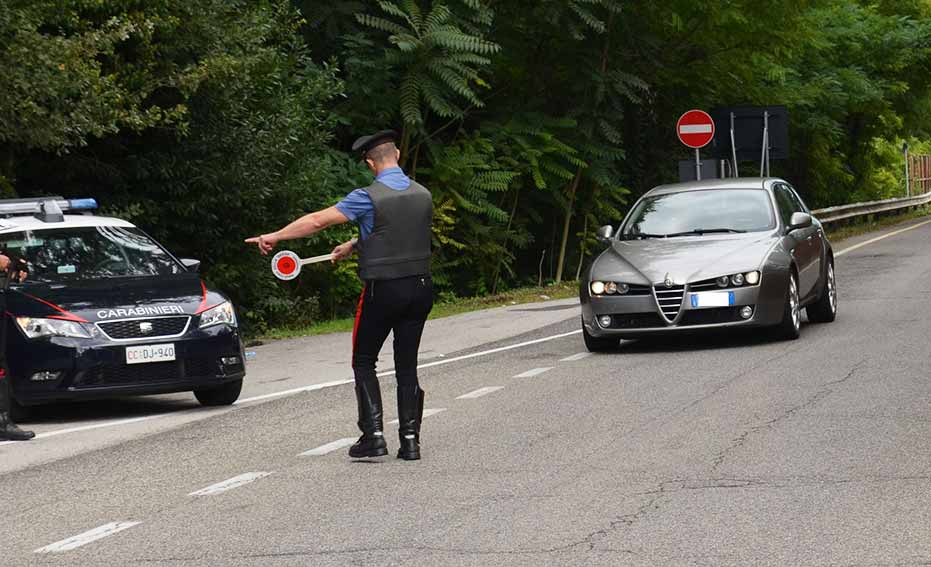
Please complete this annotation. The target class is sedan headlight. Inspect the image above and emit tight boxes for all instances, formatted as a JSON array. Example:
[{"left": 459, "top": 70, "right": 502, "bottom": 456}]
[
  {"left": 199, "top": 302, "right": 237, "bottom": 328},
  {"left": 15, "top": 317, "right": 92, "bottom": 339},
  {"left": 591, "top": 281, "right": 630, "bottom": 296}
]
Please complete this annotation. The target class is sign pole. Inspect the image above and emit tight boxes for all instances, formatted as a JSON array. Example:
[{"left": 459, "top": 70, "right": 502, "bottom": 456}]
[
  {"left": 903, "top": 142, "right": 910, "bottom": 197},
  {"left": 730, "top": 112, "right": 739, "bottom": 178},
  {"left": 694, "top": 149, "right": 702, "bottom": 180}
]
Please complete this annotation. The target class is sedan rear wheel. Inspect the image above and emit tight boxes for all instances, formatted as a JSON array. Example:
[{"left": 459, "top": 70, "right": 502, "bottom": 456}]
[
  {"left": 583, "top": 323, "right": 619, "bottom": 353},
  {"left": 806, "top": 259, "right": 837, "bottom": 323},
  {"left": 773, "top": 272, "right": 801, "bottom": 341}
]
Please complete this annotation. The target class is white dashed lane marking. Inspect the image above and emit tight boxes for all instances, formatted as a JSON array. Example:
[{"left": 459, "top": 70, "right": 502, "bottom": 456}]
[
  {"left": 560, "top": 352, "right": 592, "bottom": 362},
  {"left": 457, "top": 386, "right": 504, "bottom": 400},
  {"left": 188, "top": 472, "right": 272, "bottom": 497},
  {"left": 34, "top": 521, "right": 142, "bottom": 554},
  {"left": 513, "top": 367, "right": 552, "bottom": 378},
  {"left": 301, "top": 438, "right": 357, "bottom": 456},
  {"left": 388, "top": 408, "right": 446, "bottom": 425}
]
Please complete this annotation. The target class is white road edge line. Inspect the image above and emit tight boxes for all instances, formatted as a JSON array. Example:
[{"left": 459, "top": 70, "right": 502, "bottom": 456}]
[
  {"left": 457, "top": 386, "right": 504, "bottom": 400},
  {"left": 3, "top": 330, "right": 581, "bottom": 447},
  {"left": 514, "top": 367, "right": 553, "bottom": 378},
  {"left": 188, "top": 472, "right": 272, "bottom": 497},
  {"left": 560, "top": 352, "right": 592, "bottom": 362},
  {"left": 34, "top": 521, "right": 142, "bottom": 554},
  {"left": 835, "top": 219, "right": 931, "bottom": 257},
  {"left": 300, "top": 438, "right": 357, "bottom": 457},
  {"left": 388, "top": 408, "right": 446, "bottom": 425}
]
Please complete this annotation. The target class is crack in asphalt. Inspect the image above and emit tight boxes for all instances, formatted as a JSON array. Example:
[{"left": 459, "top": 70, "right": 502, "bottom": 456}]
[{"left": 710, "top": 359, "right": 867, "bottom": 471}]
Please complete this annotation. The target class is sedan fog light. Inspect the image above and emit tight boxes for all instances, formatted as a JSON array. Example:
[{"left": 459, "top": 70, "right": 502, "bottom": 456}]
[
  {"left": 605, "top": 282, "right": 618, "bottom": 294},
  {"left": 716, "top": 276, "right": 730, "bottom": 288},
  {"left": 30, "top": 370, "right": 62, "bottom": 382},
  {"left": 745, "top": 271, "right": 760, "bottom": 285},
  {"left": 591, "top": 281, "right": 606, "bottom": 295},
  {"left": 598, "top": 315, "right": 613, "bottom": 328},
  {"left": 739, "top": 306, "right": 754, "bottom": 320},
  {"left": 730, "top": 273, "right": 745, "bottom": 286}
]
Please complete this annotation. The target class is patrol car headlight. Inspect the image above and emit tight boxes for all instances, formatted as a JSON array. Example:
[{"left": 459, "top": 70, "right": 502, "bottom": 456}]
[
  {"left": 15, "top": 317, "right": 92, "bottom": 339},
  {"left": 199, "top": 302, "right": 237, "bottom": 329}
]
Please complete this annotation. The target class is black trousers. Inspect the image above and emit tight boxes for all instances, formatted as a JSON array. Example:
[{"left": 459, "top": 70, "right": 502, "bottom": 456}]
[{"left": 352, "top": 275, "right": 433, "bottom": 392}]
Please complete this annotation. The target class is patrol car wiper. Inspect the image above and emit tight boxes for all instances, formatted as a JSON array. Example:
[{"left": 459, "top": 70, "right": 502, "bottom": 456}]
[{"left": 664, "top": 228, "right": 747, "bottom": 237}]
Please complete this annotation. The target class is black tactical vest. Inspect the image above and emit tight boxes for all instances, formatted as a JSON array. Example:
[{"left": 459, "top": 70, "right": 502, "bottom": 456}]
[{"left": 357, "top": 180, "right": 432, "bottom": 280}]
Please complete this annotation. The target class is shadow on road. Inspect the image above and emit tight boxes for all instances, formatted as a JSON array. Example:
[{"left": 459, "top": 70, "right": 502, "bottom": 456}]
[
  {"left": 613, "top": 326, "right": 807, "bottom": 355},
  {"left": 16, "top": 395, "right": 199, "bottom": 425}
]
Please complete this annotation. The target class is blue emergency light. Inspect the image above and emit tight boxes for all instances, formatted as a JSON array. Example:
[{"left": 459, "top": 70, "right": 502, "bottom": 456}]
[{"left": 0, "top": 197, "right": 98, "bottom": 222}]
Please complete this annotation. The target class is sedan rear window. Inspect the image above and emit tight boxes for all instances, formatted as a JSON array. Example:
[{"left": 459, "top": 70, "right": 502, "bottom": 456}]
[
  {"left": 1, "top": 226, "right": 183, "bottom": 283},
  {"left": 621, "top": 189, "right": 775, "bottom": 238}
]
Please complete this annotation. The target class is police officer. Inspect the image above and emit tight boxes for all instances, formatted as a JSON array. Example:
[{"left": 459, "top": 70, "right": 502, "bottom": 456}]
[
  {"left": 246, "top": 130, "right": 433, "bottom": 461},
  {"left": 0, "top": 252, "right": 34, "bottom": 441}
]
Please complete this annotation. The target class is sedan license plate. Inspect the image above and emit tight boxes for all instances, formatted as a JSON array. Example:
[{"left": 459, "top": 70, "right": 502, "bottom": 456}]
[
  {"left": 126, "top": 344, "right": 176, "bottom": 365},
  {"left": 690, "top": 291, "right": 735, "bottom": 309}
]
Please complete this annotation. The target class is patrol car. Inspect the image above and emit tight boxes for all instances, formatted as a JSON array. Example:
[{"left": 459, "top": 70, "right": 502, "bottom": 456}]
[{"left": 1, "top": 197, "right": 245, "bottom": 415}]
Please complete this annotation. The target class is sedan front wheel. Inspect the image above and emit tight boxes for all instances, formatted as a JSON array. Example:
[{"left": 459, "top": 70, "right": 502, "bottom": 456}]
[
  {"left": 583, "top": 323, "right": 620, "bottom": 353},
  {"left": 773, "top": 272, "right": 801, "bottom": 341}
]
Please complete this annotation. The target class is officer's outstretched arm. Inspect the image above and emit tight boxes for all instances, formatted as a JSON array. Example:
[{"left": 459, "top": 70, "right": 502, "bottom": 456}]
[{"left": 246, "top": 207, "right": 349, "bottom": 255}]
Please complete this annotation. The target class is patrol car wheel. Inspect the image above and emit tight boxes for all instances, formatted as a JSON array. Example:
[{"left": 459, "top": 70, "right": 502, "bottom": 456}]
[
  {"left": 194, "top": 379, "right": 243, "bottom": 406},
  {"left": 9, "top": 397, "right": 30, "bottom": 422}
]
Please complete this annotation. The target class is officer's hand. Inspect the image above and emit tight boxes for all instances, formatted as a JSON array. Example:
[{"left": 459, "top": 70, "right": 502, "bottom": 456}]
[
  {"left": 0, "top": 254, "right": 9, "bottom": 272},
  {"left": 331, "top": 241, "right": 354, "bottom": 263},
  {"left": 245, "top": 234, "right": 278, "bottom": 256}
]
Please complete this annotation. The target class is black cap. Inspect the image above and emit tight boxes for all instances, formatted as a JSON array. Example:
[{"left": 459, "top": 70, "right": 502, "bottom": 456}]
[{"left": 351, "top": 129, "right": 399, "bottom": 156}]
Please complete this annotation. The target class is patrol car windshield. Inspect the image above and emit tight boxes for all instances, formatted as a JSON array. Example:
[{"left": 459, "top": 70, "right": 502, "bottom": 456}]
[
  {"left": 621, "top": 189, "right": 776, "bottom": 238},
  {"left": 0, "top": 226, "right": 184, "bottom": 283}
]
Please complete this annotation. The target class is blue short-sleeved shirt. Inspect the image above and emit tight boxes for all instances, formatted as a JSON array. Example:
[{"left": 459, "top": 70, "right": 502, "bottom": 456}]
[{"left": 335, "top": 167, "right": 411, "bottom": 240}]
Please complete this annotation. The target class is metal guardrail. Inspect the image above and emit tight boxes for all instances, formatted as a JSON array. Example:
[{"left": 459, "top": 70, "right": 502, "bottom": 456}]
[{"left": 812, "top": 191, "right": 931, "bottom": 224}]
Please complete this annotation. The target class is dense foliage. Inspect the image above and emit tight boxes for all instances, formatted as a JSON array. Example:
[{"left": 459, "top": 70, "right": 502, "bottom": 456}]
[{"left": 4, "top": 0, "right": 931, "bottom": 331}]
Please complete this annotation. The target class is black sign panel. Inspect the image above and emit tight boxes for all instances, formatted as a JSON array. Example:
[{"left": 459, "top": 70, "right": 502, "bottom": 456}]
[{"left": 710, "top": 106, "right": 789, "bottom": 161}]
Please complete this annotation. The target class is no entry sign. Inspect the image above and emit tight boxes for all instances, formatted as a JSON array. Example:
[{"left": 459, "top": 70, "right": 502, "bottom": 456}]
[{"left": 676, "top": 110, "right": 715, "bottom": 149}]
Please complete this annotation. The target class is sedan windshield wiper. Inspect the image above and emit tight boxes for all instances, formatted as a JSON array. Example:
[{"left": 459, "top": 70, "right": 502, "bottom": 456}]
[
  {"left": 664, "top": 228, "right": 747, "bottom": 237},
  {"left": 620, "top": 232, "right": 667, "bottom": 240}
]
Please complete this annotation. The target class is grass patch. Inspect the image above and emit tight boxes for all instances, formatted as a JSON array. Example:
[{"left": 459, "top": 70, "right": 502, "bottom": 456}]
[
  {"left": 826, "top": 204, "right": 931, "bottom": 243},
  {"left": 255, "top": 281, "right": 579, "bottom": 342}
]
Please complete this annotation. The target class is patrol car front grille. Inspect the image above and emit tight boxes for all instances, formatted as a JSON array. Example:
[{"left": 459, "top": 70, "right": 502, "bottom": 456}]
[
  {"left": 653, "top": 284, "right": 686, "bottom": 322},
  {"left": 98, "top": 316, "right": 190, "bottom": 340},
  {"left": 81, "top": 358, "right": 219, "bottom": 386}
]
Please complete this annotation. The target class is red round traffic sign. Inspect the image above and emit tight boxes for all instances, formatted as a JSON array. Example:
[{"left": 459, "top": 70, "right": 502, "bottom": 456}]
[
  {"left": 277, "top": 256, "right": 296, "bottom": 276},
  {"left": 676, "top": 110, "right": 715, "bottom": 149},
  {"left": 271, "top": 250, "right": 302, "bottom": 281}
]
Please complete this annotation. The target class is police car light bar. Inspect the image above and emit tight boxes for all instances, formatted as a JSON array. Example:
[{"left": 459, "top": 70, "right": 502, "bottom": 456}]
[{"left": 0, "top": 197, "right": 98, "bottom": 219}]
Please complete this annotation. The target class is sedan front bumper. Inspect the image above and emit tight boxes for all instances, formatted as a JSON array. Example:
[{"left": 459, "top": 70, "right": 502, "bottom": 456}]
[{"left": 581, "top": 272, "right": 788, "bottom": 338}]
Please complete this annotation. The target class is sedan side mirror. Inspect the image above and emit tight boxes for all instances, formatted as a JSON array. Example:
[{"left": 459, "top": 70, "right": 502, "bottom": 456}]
[
  {"left": 788, "top": 212, "right": 813, "bottom": 232},
  {"left": 596, "top": 225, "right": 615, "bottom": 243},
  {"left": 180, "top": 258, "right": 201, "bottom": 272}
]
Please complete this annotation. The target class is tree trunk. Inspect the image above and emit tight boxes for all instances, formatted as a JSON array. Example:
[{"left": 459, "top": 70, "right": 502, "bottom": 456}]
[
  {"left": 555, "top": 168, "right": 582, "bottom": 284},
  {"left": 575, "top": 213, "right": 589, "bottom": 281},
  {"left": 491, "top": 189, "right": 520, "bottom": 295}
]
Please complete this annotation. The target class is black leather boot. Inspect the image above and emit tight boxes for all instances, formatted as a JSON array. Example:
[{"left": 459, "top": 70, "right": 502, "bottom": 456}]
[
  {"left": 397, "top": 386, "right": 424, "bottom": 461},
  {"left": 348, "top": 381, "right": 387, "bottom": 458},
  {"left": 0, "top": 378, "right": 33, "bottom": 441}
]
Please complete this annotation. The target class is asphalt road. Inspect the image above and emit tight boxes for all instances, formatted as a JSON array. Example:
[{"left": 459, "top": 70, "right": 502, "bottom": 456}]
[{"left": 4, "top": 218, "right": 931, "bottom": 566}]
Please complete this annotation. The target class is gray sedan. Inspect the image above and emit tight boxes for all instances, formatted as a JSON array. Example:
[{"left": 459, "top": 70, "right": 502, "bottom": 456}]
[{"left": 580, "top": 177, "right": 837, "bottom": 351}]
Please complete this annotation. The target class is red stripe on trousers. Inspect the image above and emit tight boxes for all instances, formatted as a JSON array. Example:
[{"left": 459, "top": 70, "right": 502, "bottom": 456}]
[{"left": 352, "top": 286, "right": 366, "bottom": 354}]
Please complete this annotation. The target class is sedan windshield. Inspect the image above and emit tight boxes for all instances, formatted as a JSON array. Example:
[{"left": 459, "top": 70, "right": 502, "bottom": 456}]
[
  {"left": 1, "top": 226, "right": 184, "bottom": 284},
  {"left": 621, "top": 189, "right": 775, "bottom": 238}
]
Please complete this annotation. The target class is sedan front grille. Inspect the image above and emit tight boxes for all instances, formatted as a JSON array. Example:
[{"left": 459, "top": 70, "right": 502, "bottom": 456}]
[
  {"left": 653, "top": 284, "right": 686, "bottom": 322},
  {"left": 98, "top": 316, "right": 190, "bottom": 340}
]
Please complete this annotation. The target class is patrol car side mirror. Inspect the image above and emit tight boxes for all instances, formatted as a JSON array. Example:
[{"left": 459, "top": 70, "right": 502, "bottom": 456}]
[
  {"left": 180, "top": 258, "right": 201, "bottom": 272},
  {"left": 596, "top": 225, "right": 614, "bottom": 243},
  {"left": 788, "top": 212, "right": 813, "bottom": 232}
]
